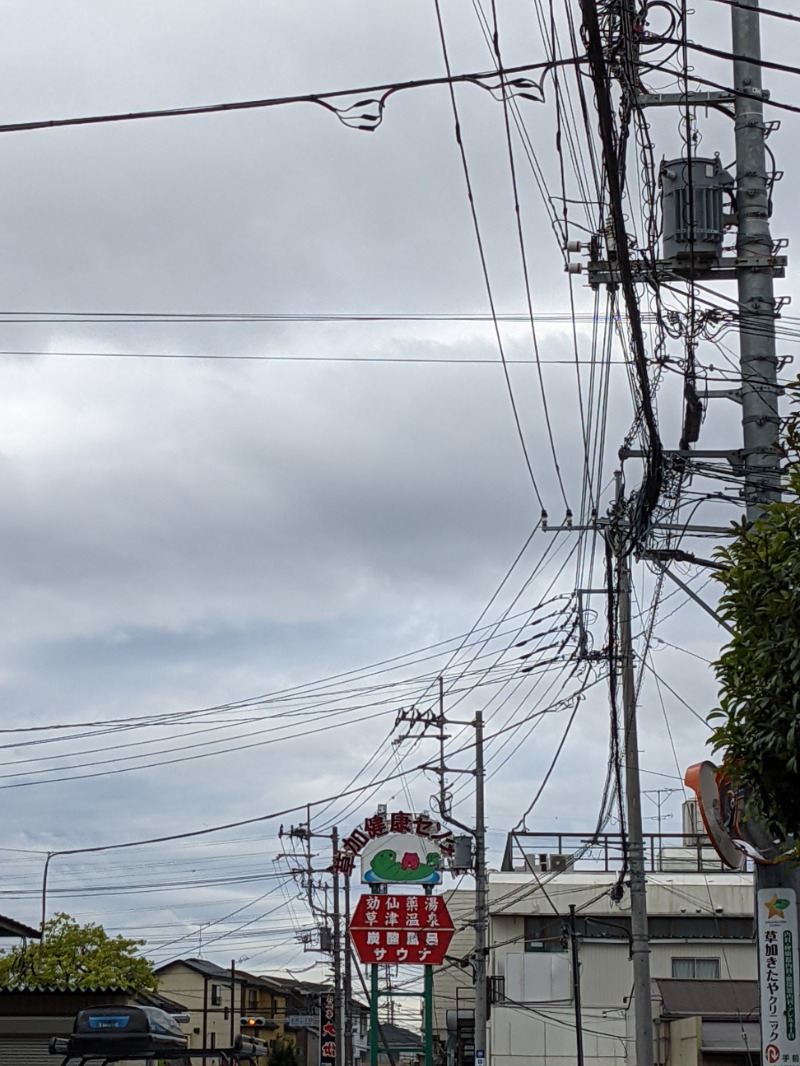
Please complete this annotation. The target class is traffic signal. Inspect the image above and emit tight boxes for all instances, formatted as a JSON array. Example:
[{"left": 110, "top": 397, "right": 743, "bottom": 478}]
[
  {"left": 235, "top": 1033, "right": 268, "bottom": 1057},
  {"left": 240, "top": 1017, "right": 267, "bottom": 1030}
]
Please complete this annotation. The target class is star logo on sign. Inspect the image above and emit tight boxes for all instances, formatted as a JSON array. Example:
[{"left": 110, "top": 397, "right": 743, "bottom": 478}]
[{"left": 764, "top": 895, "right": 791, "bottom": 919}]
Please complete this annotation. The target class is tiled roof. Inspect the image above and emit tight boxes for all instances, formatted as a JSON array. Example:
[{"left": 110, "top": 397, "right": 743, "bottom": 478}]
[{"left": 0, "top": 985, "right": 135, "bottom": 994}]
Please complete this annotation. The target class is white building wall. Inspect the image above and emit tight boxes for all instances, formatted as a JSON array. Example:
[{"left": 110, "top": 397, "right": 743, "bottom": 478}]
[{"left": 435, "top": 869, "right": 756, "bottom": 1066}]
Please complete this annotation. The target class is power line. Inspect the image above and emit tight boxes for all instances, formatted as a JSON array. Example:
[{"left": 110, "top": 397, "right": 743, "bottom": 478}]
[{"left": 0, "top": 60, "right": 580, "bottom": 137}]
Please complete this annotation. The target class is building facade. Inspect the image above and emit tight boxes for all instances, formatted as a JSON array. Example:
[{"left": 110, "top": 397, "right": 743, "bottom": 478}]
[{"left": 434, "top": 831, "right": 757, "bottom": 1066}]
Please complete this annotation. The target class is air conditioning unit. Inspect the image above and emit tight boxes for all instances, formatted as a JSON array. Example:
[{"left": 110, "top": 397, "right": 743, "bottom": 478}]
[{"left": 543, "top": 853, "right": 573, "bottom": 873}]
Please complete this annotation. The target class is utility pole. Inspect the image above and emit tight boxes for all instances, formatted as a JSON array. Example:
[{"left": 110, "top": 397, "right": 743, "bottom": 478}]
[
  {"left": 729, "top": 4, "right": 800, "bottom": 1058},
  {"left": 643, "top": 789, "right": 679, "bottom": 837},
  {"left": 332, "top": 827, "right": 344, "bottom": 1066},
  {"left": 405, "top": 682, "right": 489, "bottom": 1066},
  {"left": 617, "top": 547, "right": 654, "bottom": 1066},
  {"left": 732, "top": 0, "right": 782, "bottom": 517},
  {"left": 282, "top": 818, "right": 347, "bottom": 1066},
  {"left": 344, "top": 872, "right": 353, "bottom": 1066},
  {"left": 567, "top": 905, "right": 585, "bottom": 1066},
  {"left": 473, "top": 711, "right": 487, "bottom": 1066}
]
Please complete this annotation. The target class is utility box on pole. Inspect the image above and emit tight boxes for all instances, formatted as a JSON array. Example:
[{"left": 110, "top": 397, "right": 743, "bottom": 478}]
[{"left": 660, "top": 156, "right": 733, "bottom": 265}]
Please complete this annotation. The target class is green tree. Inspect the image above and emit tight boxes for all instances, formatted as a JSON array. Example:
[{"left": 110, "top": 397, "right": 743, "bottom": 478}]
[
  {"left": 710, "top": 380, "right": 800, "bottom": 847},
  {"left": 267, "top": 1036, "right": 300, "bottom": 1066},
  {"left": 0, "top": 912, "right": 157, "bottom": 991}
]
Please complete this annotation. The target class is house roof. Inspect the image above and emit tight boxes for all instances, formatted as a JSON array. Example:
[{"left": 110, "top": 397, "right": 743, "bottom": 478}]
[
  {"left": 0, "top": 985, "right": 142, "bottom": 995},
  {"left": 655, "top": 979, "right": 759, "bottom": 1020},
  {"left": 369, "top": 1022, "right": 424, "bottom": 1050},
  {"left": 136, "top": 990, "right": 189, "bottom": 1013},
  {"left": 0, "top": 914, "right": 41, "bottom": 939},
  {"left": 236, "top": 970, "right": 292, "bottom": 994},
  {"left": 155, "top": 958, "right": 246, "bottom": 983}
]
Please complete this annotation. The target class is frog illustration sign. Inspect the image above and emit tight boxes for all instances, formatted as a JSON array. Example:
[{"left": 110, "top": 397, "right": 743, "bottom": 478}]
[{"left": 331, "top": 810, "right": 455, "bottom": 885}]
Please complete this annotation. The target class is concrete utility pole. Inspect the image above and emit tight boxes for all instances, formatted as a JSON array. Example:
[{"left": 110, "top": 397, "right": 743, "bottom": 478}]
[
  {"left": 344, "top": 872, "right": 353, "bottom": 1066},
  {"left": 332, "top": 827, "right": 344, "bottom": 1066},
  {"left": 473, "top": 711, "right": 487, "bottom": 1066},
  {"left": 732, "top": 0, "right": 782, "bottom": 517},
  {"left": 730, "top": 2, "right": 800, "bottom": 1058},
  {"left": 617, "top": 549, "right": 654, "bottom": 1066},
  {"left": 413, "top": 682, "right": 489, "bottom": 1066}
]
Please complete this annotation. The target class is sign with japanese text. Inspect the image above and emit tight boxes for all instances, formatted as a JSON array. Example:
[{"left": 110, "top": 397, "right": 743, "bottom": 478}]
[
  {"left": 332, "top": 810, "right": 455, "bottom": 884},
  {"left": 318, "top": 991, "right": 337, "bottom": 1066},
  {"left": 757, "top": 888, "right": 800, "bottom": 1066},
  {"left": 349, "top": 893, "right": 454, "bottom": 965}
]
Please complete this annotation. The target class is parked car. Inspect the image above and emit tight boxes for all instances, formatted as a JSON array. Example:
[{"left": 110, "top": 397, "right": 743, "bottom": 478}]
[{"left": 50, "top": 1004, "right": 188, "bottom": 1059}]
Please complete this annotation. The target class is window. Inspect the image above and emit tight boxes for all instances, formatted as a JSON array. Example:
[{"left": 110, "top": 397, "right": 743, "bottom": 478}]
[
  {"left": 671, "top": 957, "right": 721, "bottom": 979},
  {"left": 209, "top": 1032, "right": 217, "bottom": 1049},
  {"left": 524, "top": 914, "right": 753, "bottom": 951},
  {"left": 248, "top": 990, "right": 258, "bottom": 1011},
  {"left": 651, "top": 916, "right": 753, "bottom": 940},
  {"left": 211, "top": 984, "right": 222, "bottom": 1006},
  {"left": 523, "top": 916, "right": 567, "bottom": 953}
]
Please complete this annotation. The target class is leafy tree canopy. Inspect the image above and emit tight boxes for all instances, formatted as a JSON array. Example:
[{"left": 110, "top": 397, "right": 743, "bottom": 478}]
[
  {"left": 710, "top": 381, "right": 800, "bottom": 847},
  {"left": 267, "top": 1036, "right": 300, "bottom": 1066},
  {"left": 0, "top": 912, "right": 157, "bottom": 991}
]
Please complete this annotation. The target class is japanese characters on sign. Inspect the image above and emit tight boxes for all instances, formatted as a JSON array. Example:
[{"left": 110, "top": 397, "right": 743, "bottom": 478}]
[
  {"left": 331, "top": 811, "right": 456, "bottom": 885},
  {"left": 349, "top": 893, "right": 455, "bottom": 966},
  {"left": 757, "top": 888, "right": 800, "bottom": 1066},
  {"left": 318, "top": 991, "right": 337, "bottom": 1066}
]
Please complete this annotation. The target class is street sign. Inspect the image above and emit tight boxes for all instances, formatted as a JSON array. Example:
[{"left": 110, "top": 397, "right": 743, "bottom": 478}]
[
  {"left": 332, "top": 810, "right": 456, "bottom": 884},
  {"left": 757, "top": 887, "right": 800, "bottom": 1065},
  {"left": 318, "top": 991, "right": 337, "bottom": 1066},
  {"left": 349, "top": 893, "right": 454, "bottom": 965}
]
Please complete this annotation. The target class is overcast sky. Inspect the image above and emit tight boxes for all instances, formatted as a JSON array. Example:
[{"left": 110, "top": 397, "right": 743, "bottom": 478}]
[{"left": 0, "top": 0, "right": 796, "bottom": 984}]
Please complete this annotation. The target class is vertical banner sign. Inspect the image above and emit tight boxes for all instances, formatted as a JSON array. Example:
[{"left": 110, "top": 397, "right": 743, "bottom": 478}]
[
  {"left": 319, "top": 991, "right": 337, "bottom": 1066},
  {"left": 758, "top": 888, "right": 800, "bottom": 1065}
]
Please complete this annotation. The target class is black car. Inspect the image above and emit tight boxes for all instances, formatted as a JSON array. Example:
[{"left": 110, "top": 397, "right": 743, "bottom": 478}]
[{"left": 54, "top": 1004, "right": 188, "bottom": 1058}]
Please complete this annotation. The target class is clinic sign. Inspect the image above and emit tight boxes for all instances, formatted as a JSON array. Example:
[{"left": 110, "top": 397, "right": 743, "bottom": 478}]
[
  {"left": 758, "top": 888, "right": 800, "bottom": 1065},
  {"left": 332, "top": 810, "right": 455, "bottom": 884}
]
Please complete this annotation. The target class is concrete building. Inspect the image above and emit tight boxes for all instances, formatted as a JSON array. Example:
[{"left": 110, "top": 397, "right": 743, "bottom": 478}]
[{"left": 434, "top": 829, "right": 757, "bottom": 1066}]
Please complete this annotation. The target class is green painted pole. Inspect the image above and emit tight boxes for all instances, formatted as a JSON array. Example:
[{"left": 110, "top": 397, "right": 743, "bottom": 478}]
[
  {"left": 424, "top": 965, "right": 433, "bottom": 1066},
  {"left": 371, "top": 964, "right": 380, "bottom": 1066}
]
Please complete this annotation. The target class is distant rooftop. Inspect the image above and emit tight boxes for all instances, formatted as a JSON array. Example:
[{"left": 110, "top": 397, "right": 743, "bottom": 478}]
[
  {"left": 155, "top": 958, "right": 245, "bottom": 982},
  {"left": 0, "top": 914, "right": 41, "bottom": 939},
  {"left": 501, "top": 831, "right": 750, "bottom": 875}
]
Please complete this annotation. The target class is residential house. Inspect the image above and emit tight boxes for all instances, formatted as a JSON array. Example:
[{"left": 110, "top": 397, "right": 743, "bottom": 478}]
[
  {"left": 367, "top": 1021, "right": 425, "bottom": 1065},
  {"left": 155, "top": 957, "right": 254, "bottom": 1057}
]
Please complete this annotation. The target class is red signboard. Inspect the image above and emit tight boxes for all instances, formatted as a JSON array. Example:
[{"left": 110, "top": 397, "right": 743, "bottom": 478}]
[{"left": 349, "top": 893, "right": 454, "bottom": 965}]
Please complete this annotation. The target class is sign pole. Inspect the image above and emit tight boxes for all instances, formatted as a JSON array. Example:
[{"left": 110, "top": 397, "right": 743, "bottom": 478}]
[
  {"left": 370, "top": 964, "right": 379, "bottom": 1066},
  {"left": 424, "top": 965, "right": 433, "bottom": 1066}
]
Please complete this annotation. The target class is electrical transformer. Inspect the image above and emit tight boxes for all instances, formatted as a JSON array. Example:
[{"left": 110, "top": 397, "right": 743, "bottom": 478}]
[{"left": 660, "top": 155, "right": 734, "bottom": 263}]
